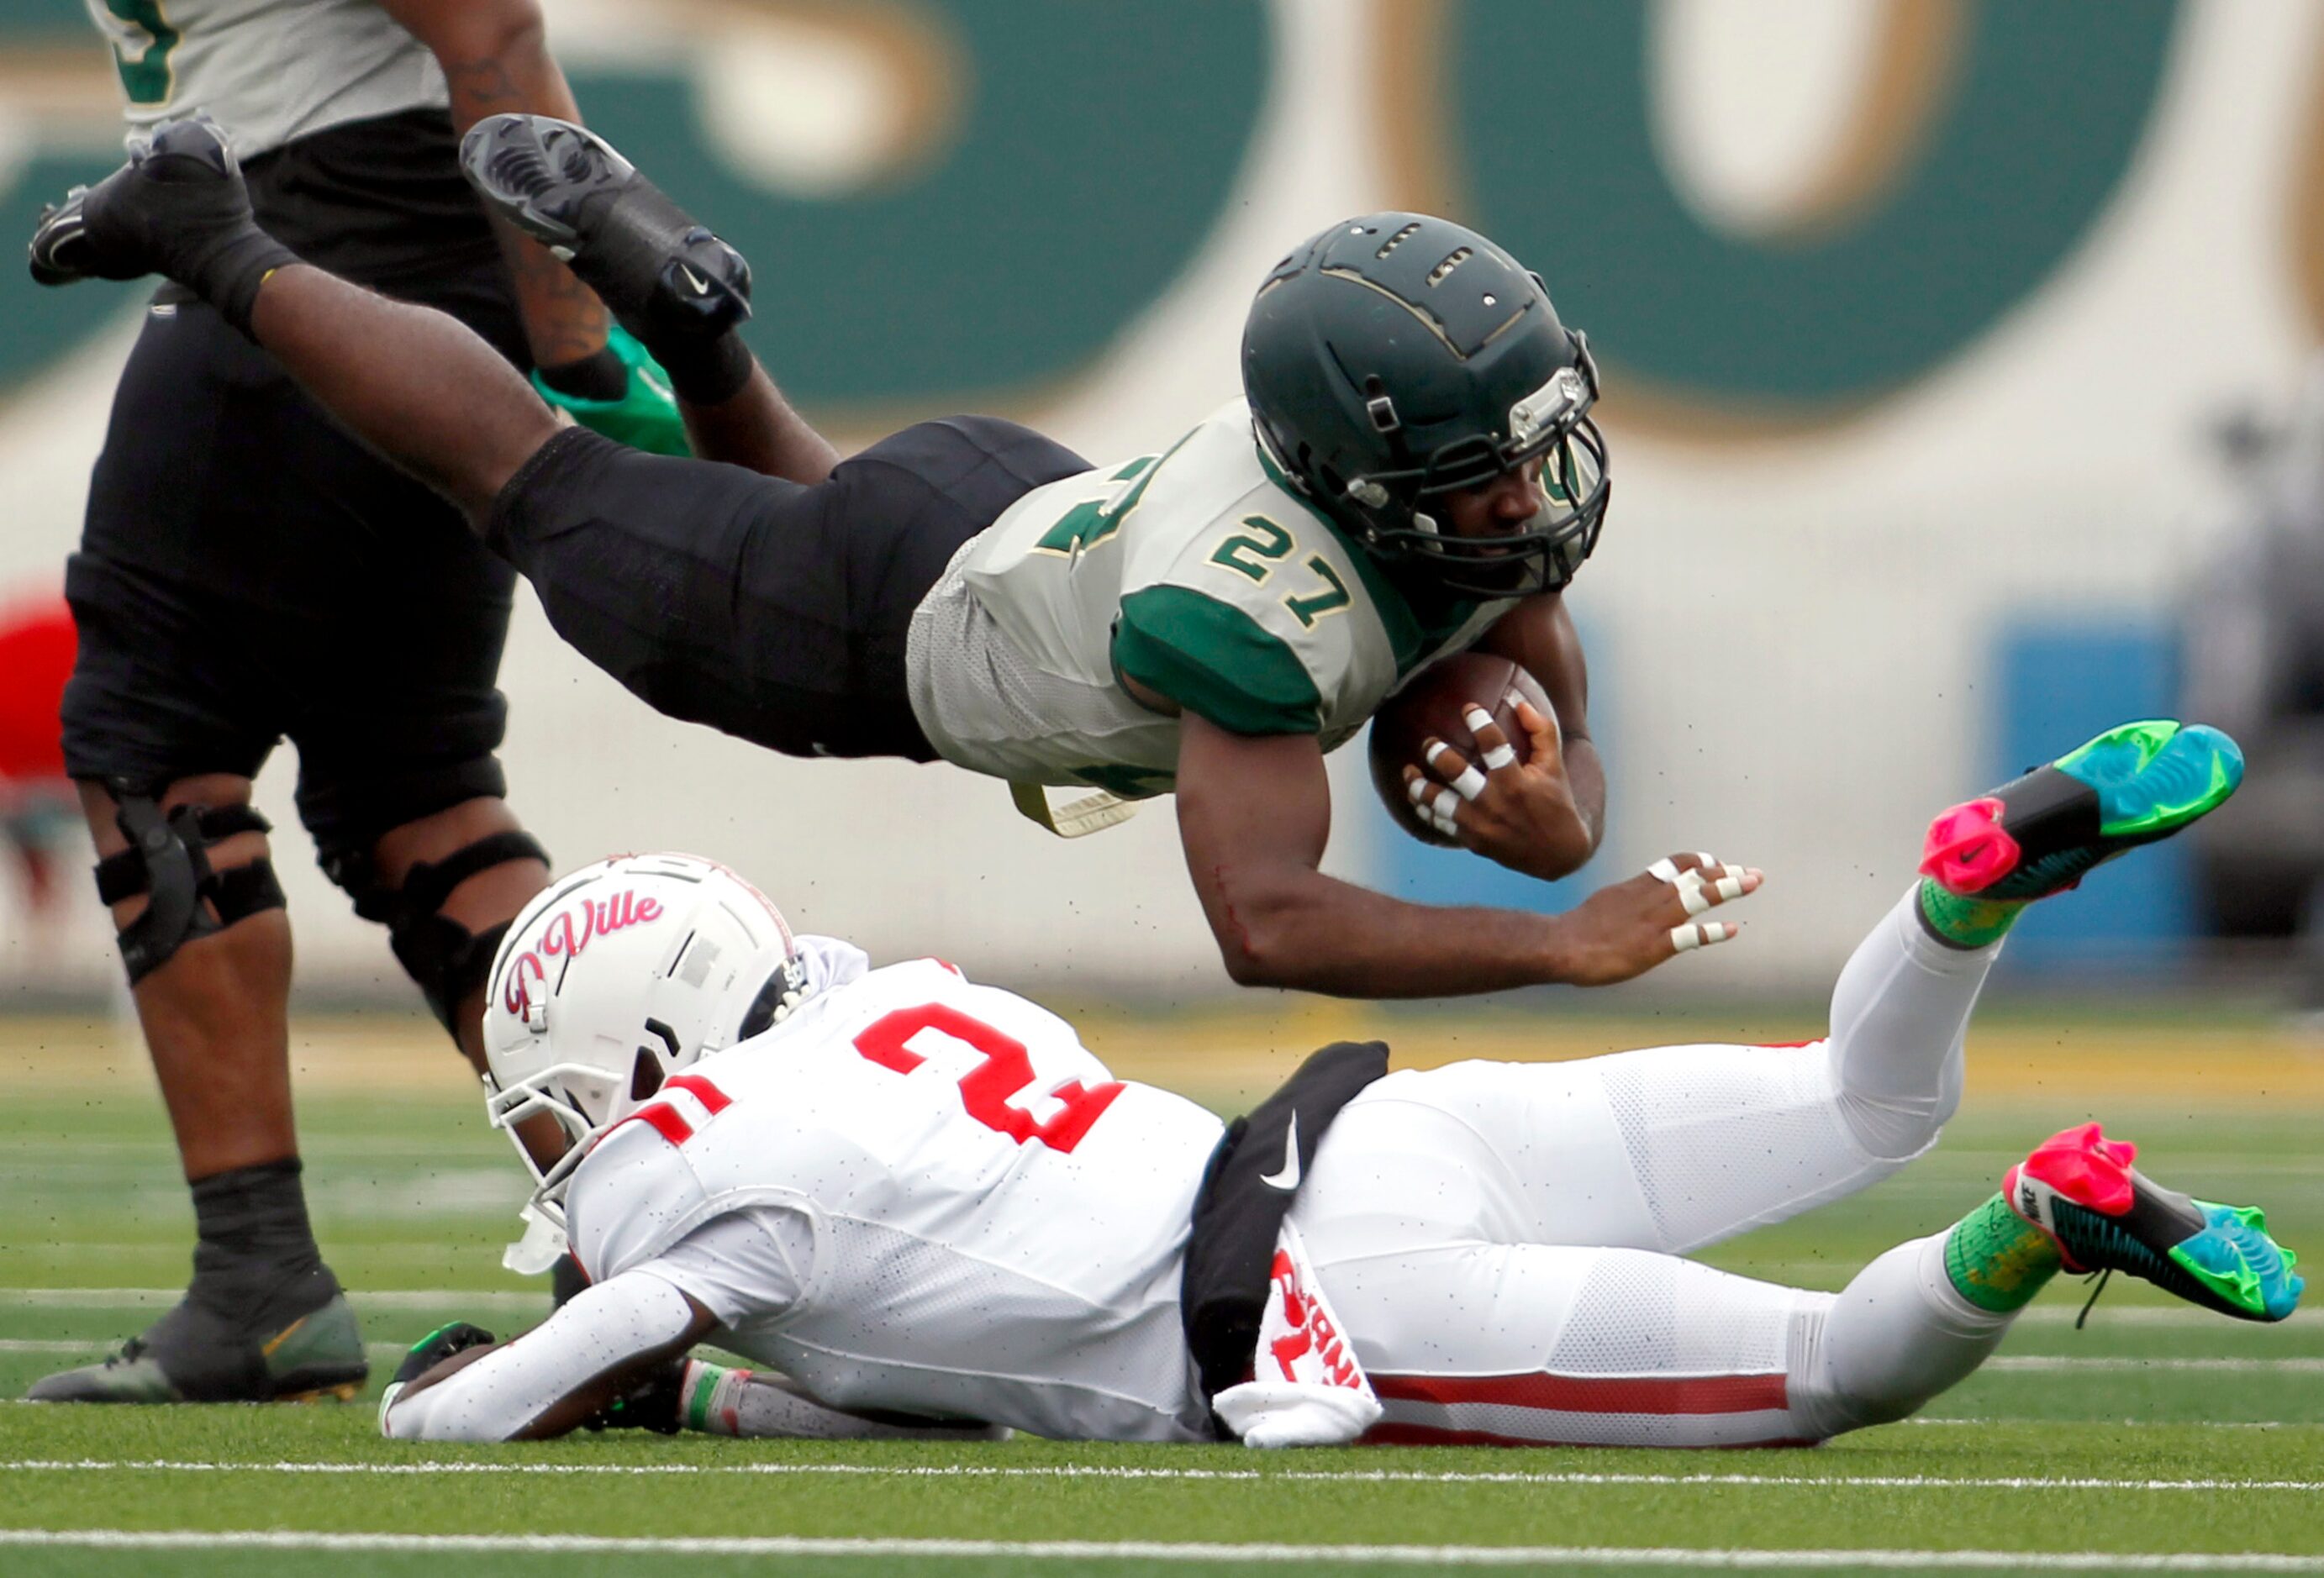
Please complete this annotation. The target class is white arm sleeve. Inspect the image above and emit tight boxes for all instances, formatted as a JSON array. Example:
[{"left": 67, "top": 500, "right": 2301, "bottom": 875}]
[{"left": 379, "top": 1272, "right": 698, "bottom": 1443}]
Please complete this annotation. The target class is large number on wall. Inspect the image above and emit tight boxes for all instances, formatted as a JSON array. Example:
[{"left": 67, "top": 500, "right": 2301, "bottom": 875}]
[
  {"left": 0, "top": 0, "right": 2201, "bottom": 416},
  {"left": 1404, "top": 0, "right": 2180, "bottom": 418},
  {"left": 572, "top": 0, "right": 1268, "bottom": 412}
]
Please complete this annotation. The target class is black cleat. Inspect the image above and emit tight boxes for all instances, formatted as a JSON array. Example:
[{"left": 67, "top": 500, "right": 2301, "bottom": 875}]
[
  {"left": 31, "top": 113, "right": 247, "bottom": 285},
  {"left": 460, "top": 113, "right": 751, "bottom": 345},
  {"left": 27, "top": 114, "right": 295, "bottom": 330},
  {"left": 26, "top": 1289, "right": 369, "bottom": 1403}
]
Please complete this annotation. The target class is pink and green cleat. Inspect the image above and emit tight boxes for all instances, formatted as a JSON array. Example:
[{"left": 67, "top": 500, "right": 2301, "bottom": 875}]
[
  {"left": 1921, "top": 719, "right": 2243, "bottom": 903},
  {"left": 2005, "top": 1123, "right": 2302, "bottom": 1323}
]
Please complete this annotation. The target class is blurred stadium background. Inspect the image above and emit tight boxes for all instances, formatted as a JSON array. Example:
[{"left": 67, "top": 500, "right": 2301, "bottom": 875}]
[
  {"left": 2, "top": 0, "right": 2321, "bottom": 1011},
  {"left": 2, "top": 7, "right": 2321, "bottom": 1565}
]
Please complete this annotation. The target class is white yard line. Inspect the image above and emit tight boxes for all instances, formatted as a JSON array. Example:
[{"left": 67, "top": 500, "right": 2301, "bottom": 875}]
[
  {"left": 3, "top": 1530, "right": 2321, "bottom": 1570},
  {"left": 0, "top": 1340, "right": 408, "bottom": 1355},
  {"left": 2012, "top": 1307, "right": 2246, "bottom": 1328},
  {"left": 1984, "top": 1358, "right": 2324, "bottom": 1373},
  {"left": 1910, "top": 1418, "right": 2316, "bottom": 1430},
  {"left": 1, "top": 1242, "right": 514, "bottom": 1255},
  {"left": 3, "top": 1460, "right": 2319, "bottom": 1493},
  {"left": 0, "top": 1287, "right": 544, "bottom": 1310}
]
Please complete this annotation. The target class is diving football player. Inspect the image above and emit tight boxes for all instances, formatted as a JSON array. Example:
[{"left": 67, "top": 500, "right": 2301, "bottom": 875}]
[{"left": 30, "top": 114, "right": 1702, "bottom": 1003}]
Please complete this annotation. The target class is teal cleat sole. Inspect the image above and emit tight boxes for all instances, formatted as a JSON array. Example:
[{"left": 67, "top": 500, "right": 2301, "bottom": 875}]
[
  {"left": 1921, "top": 719, "right": 2244, "bottom": 902},
  {"left": 2006, "top": 1123, "right": 2302, "bottom": 1323}
]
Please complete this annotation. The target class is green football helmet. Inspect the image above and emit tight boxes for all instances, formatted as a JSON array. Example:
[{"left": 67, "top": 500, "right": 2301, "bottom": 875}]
[{"left": 1241, "top": 213, "right": 1609, "bottom": 599}]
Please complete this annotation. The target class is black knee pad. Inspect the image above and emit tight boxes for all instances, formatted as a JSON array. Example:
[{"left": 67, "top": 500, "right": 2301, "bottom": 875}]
[
  {"left": 94, "top": 787, "right": 287, "bottom": 984},
  {"left": 303, "top": 756, "right": 510, "bottom": 893},
  {"left": 354, "top": 830, "right": 550, "bottom": 1036}
]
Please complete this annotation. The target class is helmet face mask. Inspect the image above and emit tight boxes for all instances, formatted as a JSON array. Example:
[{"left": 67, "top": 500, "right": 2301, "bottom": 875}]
[
  {"left": 478, "top": 852, "right": 810, "bottom": 1224},
  {"left": 482, "top": 1057, "right": 627, "bottom": 1228},
  {"left": 1362, "top": 364, "right": 1610, "bottom": 599},
  {"left": 1244, "top": 216, "right": 1612, "bottom": 601}
]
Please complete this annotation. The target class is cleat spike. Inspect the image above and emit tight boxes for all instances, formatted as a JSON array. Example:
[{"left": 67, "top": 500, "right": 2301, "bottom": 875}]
[{"left": 460, "top": 113, "right": 752, "bottom": 345}]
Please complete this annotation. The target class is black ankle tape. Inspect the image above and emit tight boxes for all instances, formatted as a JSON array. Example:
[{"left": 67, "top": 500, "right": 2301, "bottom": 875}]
[
  {"left": 206, "top": 230, "right": 301, "bottom": 336},
  {"left": 659, "top": 330, "right": 753, "bottom": 407},
  {"left": 188, "top": 1160, "right": 325, "bottom": 1299}
]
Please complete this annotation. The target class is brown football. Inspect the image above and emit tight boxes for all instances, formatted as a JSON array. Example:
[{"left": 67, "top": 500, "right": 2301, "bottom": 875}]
[{"left": 1367, "top": 651, "right": 1552, "bottom": 846}]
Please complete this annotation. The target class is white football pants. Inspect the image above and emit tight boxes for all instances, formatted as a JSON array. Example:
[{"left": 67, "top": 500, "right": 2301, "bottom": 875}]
[{"left": 1291, "top": 886, "right": 2019, "bottom": 1446}]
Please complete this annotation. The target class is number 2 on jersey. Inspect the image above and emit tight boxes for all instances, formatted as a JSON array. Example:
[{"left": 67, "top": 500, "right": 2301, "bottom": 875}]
[{"left": 853, "top": 1003, "right": 1124, "bottom": 1153}]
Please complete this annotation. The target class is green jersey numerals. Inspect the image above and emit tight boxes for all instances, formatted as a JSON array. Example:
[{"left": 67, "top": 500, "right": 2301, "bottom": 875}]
[
  {"left": 1209, "top": 516, "right": 1293, "bottom": 580},
  {"left": 92, "top": 0, "right": 181, "bottom": 107},
  {"left": 1033, "top": 454, "right": 1159, "bottom": 557},
  {"left": 1208, "top": 515, "right": 1353, "bottom": 629}
]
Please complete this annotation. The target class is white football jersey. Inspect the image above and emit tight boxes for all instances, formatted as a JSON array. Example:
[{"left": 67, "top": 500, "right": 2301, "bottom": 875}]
[
  {"left": 905, "top": 399, "right": 1515, "bottom": 797},
  {"left": 563, "top": 958, "right": 1225, "bottom": 1442},
  {"left": 84, "top": 0, "right": 448, "bottom": 158}
]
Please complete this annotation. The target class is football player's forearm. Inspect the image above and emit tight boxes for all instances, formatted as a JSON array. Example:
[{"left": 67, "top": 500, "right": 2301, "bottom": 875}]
[
  {"left": 1566, "top": 734, "right": 1606, "bottom": 851},
  {"left": 414, "top": 6, "right": 612, "bottom": 369},
  {"left": 380, "top": 1275, "right": 709, "bottom": 1441},
  {"left": 679, "top": 364, "right": 842, "bottom": 485},
  {"left": 1199, "top": 862, "right": 1578, "bottom": 997}
]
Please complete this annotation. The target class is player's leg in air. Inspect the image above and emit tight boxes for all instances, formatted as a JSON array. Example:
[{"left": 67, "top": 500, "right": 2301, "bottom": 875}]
[
  {"left": 453, "top": 112, "right": 832, "bottom": 481},
  {"left": 29, "top": 115, "right": 1088, "bottom": 765},
  {"left": 1292, "top": 720, "right": 2301, "bottom": 1444}
]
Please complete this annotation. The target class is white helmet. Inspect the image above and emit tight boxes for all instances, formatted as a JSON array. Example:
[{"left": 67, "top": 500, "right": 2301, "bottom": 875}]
[{"left": 482, "top": 852, "right": 811, "bottom": 1225}]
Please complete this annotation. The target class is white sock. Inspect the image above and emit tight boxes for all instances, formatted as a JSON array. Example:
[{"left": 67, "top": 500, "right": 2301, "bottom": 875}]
[
  {"left": 1824, "top": 887, "right": 2002, "bottom": 1160},
  {"left": 1799, "top": 1232, "right": 2018, "bottom": 1436}
]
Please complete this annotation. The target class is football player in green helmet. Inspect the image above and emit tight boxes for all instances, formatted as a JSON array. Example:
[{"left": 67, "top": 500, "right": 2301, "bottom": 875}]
[
  {"left": 33, "top": 116, "right": 1756, "bottom": 1006},
  {"left": 1244, "top": 214, "right": 1609, "bottom": 602}
]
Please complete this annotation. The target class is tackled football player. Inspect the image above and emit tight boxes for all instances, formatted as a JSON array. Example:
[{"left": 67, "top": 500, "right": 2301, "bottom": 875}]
[
  {"left": 377, "top": 721, "right": 2300, "bottom": 1448},
  {"left": 32, "top": 113, "right": 1743, "bottom": 1002},
  {"left": 23, "top": 9, "right": 674, "bottom": 1406}
]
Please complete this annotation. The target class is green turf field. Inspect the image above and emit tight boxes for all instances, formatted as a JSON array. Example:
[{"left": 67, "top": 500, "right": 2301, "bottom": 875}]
[{"left": 2, "top": 1008, "right": 2319, "bottom": 1575}]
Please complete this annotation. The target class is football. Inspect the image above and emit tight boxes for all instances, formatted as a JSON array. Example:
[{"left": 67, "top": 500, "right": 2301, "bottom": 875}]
[{"left": 1367, "top": 651, "right": 1553, "bottom": 846}]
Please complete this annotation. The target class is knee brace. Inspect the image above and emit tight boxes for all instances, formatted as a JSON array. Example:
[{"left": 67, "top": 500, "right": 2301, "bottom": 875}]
[
  {"left": 94, "top": 788, "right": 286, "bottom": 984},
  {"left": 349, "top": 831, "right": 549, "bottom": 1035}
]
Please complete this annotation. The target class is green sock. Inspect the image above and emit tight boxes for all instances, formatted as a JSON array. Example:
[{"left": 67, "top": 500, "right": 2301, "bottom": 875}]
[
  {"left": 1916, "top": 878, "right": 2025, "bottom": 949},
  {"left": 1943, "top": 1192, "right": 2062, "bottom": 1312}
]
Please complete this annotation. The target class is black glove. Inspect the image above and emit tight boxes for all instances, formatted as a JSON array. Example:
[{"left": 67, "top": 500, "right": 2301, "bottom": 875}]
[
  {"left": 387, "top": 1321, "right": 498, "bottom": 1391},
  {"left": 583, "top": 1356, "right": 687, "bottom": 1434}
]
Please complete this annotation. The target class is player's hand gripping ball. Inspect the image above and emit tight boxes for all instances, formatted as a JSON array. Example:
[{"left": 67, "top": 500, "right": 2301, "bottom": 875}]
[
  {"left": 1369, "top": 651, "right": 1593, "bottom": 880},
  {"left": 1368, "top": 653, "right": 1547, "bottom": 846}
]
